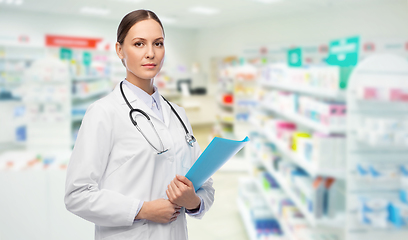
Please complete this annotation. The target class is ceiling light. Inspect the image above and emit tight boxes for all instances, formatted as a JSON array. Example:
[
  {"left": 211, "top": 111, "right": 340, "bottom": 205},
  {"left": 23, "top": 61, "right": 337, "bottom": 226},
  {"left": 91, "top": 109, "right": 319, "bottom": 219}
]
[
  {"left": 189, "top": 6, "right": 220, "bottom": 15},
  {"left": 1, "top": 0, "right": 23, "bottom": 5},
  {"left": 112, "top": 0, "right": 145, "bottom": 2},
  {"left": 80, "top": 7, "right": 110, "bottom": 16},
  {"left": 252, "top": 0, "right": 283, "bottom": 3}
]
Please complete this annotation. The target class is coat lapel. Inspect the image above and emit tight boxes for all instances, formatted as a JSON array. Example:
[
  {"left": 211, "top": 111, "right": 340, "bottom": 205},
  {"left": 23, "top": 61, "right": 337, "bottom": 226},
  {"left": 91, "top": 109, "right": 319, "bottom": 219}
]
[
  {"left": 114, "top": 81, "right": 174, "bottom": 130},
  {"left": 159, "top": 96, "right": 171, "bottom": 128}
]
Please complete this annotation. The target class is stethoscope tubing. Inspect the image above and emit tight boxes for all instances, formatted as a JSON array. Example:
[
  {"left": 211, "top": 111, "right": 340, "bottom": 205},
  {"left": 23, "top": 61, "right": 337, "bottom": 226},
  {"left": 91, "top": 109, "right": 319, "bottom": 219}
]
[{"left": 120, "top": 81, "right": 195, "bottom": 153}]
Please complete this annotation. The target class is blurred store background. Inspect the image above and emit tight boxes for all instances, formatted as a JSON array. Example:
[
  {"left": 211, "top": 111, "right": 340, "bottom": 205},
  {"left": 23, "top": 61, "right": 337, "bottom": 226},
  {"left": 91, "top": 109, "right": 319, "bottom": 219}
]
[{"left": 1, "top": 0, "right": 408, "bottom": 239}]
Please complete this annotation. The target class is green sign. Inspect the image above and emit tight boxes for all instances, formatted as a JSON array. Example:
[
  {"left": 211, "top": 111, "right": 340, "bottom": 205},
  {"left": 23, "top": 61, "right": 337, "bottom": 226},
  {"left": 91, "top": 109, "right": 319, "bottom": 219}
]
[
  {"left": 327, "top": 36, "right": 360, "bottom": 66},
  {"left": 287, "top": 48, "right": 302, "bottom": 67},
  {"left": 60, "top": 48, "right": 72, "bottom": 60},
  {"left": 83, "top": 52, "right": 92, "bottom": 66},
  {"left": 339, "top": 66, "right": 354, "bottom": 90}
]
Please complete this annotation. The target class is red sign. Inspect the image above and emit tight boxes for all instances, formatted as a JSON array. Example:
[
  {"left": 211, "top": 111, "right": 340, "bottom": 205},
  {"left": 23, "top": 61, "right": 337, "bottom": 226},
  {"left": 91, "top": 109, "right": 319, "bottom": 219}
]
[{"left": 45, "top": 35, "right": 102, "bottom": 49}]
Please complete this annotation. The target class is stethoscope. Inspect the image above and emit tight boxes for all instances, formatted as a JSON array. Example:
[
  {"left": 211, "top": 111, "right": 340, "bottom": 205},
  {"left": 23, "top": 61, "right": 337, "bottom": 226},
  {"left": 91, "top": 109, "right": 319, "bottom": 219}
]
[{"left": 120, "top": 81, "right": 196, "bottom": 154}]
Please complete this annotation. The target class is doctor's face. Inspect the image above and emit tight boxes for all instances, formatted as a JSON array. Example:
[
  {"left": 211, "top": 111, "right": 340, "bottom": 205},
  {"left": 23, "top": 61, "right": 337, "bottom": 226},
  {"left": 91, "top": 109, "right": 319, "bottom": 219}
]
[{"left": 116, "top": 19, "right": 165, "bottom": 81}]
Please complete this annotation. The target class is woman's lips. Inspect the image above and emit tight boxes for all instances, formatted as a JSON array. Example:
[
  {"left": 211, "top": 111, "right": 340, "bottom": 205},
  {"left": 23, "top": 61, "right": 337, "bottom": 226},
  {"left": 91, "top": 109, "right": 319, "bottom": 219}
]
[{"left": 142, "top": 64, "right": 156, "bottom": 69}]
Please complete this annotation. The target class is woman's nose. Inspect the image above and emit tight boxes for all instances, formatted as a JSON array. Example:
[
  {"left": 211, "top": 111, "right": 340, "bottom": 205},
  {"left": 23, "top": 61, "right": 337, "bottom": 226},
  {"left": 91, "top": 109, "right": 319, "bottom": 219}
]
[{"left": 145, "top": 45, "right": 155, "bottom": 59}]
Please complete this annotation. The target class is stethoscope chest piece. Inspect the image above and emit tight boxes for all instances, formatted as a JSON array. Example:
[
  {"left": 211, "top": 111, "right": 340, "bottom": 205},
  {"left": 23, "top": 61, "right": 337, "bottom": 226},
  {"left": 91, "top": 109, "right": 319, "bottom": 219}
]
[{"left": 185, "top": 133, "right": 196, "bottom": 147}]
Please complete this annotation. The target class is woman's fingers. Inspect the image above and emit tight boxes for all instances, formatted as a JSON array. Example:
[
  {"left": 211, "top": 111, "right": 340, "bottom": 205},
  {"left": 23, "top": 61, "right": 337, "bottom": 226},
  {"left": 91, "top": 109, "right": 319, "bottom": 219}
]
[
  {"left": 170, "top": 180, "right": 181, "bottom": 195},
  {"left": 173, "top": 178, "right": 186, "bottom": 190},
  {"left": 169, "top": 212, "right": 180, "bottom": 222},
  {"left": 176, "top": 174, "right": 193, "bottom": 187},
  {"left": 167, "top": 183, "right": 177, "bottom": 200}
]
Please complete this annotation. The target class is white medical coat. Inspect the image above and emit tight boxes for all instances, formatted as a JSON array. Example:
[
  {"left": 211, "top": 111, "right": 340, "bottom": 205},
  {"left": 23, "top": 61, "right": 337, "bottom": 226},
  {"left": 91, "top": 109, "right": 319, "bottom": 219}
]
[{"left": 65, "top": 82, "right": 215, "bottom": 240}]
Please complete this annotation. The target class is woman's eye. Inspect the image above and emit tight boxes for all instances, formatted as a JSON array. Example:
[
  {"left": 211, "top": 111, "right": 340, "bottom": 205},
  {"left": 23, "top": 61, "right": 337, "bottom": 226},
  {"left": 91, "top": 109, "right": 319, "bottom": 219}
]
[
  {"left": 155, "top": 42, "right": 164, "bottom": 47},
  {"left": 135, "top": 42, "right": 144, "bottom": 47}
]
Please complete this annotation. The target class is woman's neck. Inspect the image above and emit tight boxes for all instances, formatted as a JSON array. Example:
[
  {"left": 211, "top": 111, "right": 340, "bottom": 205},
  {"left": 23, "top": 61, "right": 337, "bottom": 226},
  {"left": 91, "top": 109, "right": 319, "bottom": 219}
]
[{"left": 125, "top": 73, "right": 154, "bottom": 95}]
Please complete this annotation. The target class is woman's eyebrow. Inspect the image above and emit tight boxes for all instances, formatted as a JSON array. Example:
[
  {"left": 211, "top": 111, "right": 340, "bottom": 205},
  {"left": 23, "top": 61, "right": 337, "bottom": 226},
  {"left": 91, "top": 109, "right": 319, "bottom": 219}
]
[{"left": 132, "top": 37, "right": 164, "bottom": 41}]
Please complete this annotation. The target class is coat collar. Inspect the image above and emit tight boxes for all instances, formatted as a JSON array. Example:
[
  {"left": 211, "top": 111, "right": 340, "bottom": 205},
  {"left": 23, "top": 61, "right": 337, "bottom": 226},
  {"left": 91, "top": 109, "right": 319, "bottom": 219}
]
[{"left": 113, "top": 80, "right": 171, "bottom": 128}]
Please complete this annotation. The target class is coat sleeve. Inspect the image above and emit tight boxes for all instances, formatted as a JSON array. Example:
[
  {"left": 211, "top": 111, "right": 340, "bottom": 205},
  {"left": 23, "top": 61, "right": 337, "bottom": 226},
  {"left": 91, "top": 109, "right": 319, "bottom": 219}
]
[
  {"left": 64, "top": 101, "right": 140, "bottom": 227},
  {"left": 178, "top": 107, "right": 215, "bottom": 219}
]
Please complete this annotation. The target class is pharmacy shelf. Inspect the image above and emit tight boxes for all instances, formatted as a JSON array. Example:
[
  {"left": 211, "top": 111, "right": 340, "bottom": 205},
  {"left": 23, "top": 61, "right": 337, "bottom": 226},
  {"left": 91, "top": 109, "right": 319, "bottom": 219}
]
[
  {"left": 237, "top": 197, "right": 258, "bottom": 240},
  {"left": 261, "top": 81, "right": 346, "bottom": 101},
  {"left": 0, "top": 142, "right": 25, "bottom": 154},
  {"left": 0, "top": 57, "right": 41, "bottom": 61},
  {"left": 218, "top": 117, "right": 234, "bottom": 125},
  {"left": 264, "top": 132, "right": 345, "bottom": 179},
  {"left": 253, "top": 178, "right": 296, "bottom": 240},
  {"left": 72, "top": 89, "right": 110, "bottom": 101},
  {"left": 72, "top": 75, "right": 110, "bottom": 82},
  {"left": 259, "top": 159, "right": 344, "bottom": 228},
  {"left": 260, "top": 102, "right": 346, "bottom": 134},
  {"left": 71, "top": 114, "right": 84, "bottom": 122},
  {"left": 218, "top": 101, "right": 234, "bottom": 108}
]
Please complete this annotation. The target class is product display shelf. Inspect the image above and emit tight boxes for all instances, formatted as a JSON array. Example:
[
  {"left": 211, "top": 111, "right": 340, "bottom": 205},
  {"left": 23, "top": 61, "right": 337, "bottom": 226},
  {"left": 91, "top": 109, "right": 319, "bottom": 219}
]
[
  {"left": 252, "top": 177, "right": 296, "bottom": 240},
  {"left": 218, "top": 101, "right": 234, "bottom": 108},
  {"left": 237, "top": 197, "right": 259, "bottom": 240},
  {"left": 344, "top": 55, "right": 408, "bottom": 240},
  {"left": 219, "top": 119, "right": 234, "bottom": 125},
  {"left": 71, "top": 114, "right": 84, "bottom": 123},
  {"left": 215, "top": 66, "right": 255, "bottom": 146},
  {"left": 72, "top": 88, "right": 110, "bottom": 101},
  {"left": 72, "top": 75, "right": 110, "bottom": 82},
  {"left": 259, "top": 158, "right": 344, "bottom": 228},
  {"left": 261, "top": 81, "right": 346, "bottom": 101},
  {"left": 260, "top": 102, "right": 345, "bottom": 134},
  {"left": 263, "top": 132, "right": 345, "bottom": 179}
]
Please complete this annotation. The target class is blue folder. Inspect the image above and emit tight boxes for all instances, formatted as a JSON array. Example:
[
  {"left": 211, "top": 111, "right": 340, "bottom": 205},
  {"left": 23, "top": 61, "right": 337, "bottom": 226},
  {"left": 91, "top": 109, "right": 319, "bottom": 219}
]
[{"left": 186, "top": 136, "right": 250, "bottom": 191}]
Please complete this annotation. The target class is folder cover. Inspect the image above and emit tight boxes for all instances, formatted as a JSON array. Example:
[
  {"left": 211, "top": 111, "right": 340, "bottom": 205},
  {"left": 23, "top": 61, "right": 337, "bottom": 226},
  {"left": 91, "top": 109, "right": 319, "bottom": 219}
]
[{"left": 186, "top": 136, "right": 250, "bottom": 191}]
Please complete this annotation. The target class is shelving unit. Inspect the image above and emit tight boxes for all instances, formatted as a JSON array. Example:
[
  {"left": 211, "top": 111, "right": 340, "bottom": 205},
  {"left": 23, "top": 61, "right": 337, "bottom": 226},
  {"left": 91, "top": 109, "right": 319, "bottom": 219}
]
[
  {"left": 252, "top": 177, "right": 298, "bottom": 240},
  {"left": 214, "top": 63, "right": 259, "bottom": 171},
  {"left": 72, "top": 88, "right": 110, "bottom": 101},
  {"left": 345, "top": 54, "right": 408, "bottom": 240},
  {"left": 261, "top": 81, "right": 346, "bottom": 101},
  {"left": 237, "top": 197, "right": 258, "bottom": 240},
  {"left": 260, "top": 102, "right": 346, "bottom": 135},
  {"left": 259, "top": 158, "right": 344, "bottom": 228},
  {"left": 243, "top": 54, "right": 408, "bottom": 240},
  {"left": 263, "top": 132, "right": 345, "bottom": 179},
  {"left": 238, "top": 177, "right": 287, "bottom": 240},
  {"left": 243, "top": 61, "right": 351, "bottom": 240}
]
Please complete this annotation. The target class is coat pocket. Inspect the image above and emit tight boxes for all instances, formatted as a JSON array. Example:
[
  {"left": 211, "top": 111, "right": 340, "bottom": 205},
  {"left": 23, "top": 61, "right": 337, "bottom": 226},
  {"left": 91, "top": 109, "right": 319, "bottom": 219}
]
[{"left": 100, "top": 221, "right": 148, "bottom": 240}]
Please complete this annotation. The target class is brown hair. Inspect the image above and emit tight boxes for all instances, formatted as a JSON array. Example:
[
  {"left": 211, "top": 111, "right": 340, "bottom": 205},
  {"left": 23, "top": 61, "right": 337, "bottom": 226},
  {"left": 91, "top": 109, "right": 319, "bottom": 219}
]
[{"left": 117, "top": 9, "right": 165, "bottom": 45}]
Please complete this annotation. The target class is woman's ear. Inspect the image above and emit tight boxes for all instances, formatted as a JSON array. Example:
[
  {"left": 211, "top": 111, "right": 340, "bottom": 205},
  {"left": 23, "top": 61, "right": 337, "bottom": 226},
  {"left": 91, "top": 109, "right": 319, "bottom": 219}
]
[
  {"left": 115, "top": 42, "right": 123, "bottom": 59},
  {"left": 115, "top": 42, "right": 126, "bottom": 67}
]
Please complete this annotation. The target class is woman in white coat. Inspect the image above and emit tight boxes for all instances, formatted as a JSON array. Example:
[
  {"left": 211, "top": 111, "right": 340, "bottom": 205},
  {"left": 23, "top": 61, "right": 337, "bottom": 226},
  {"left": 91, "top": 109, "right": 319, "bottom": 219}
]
[{"left": 64, "top": 9, "right": 215, "bottom": 240}]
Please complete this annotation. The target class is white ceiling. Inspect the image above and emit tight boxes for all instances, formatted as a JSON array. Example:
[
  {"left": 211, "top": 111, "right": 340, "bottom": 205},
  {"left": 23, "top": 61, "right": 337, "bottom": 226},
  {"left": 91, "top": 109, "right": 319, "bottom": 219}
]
[{"left": 0, "top": 0, "right": 404, "bottom": 29}]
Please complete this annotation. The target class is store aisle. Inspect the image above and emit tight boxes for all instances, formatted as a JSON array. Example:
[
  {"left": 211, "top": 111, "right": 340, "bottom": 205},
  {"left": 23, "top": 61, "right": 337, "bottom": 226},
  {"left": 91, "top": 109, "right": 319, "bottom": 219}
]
[{"left": 187, "top": 171, "right": 249, "bottom": 240}]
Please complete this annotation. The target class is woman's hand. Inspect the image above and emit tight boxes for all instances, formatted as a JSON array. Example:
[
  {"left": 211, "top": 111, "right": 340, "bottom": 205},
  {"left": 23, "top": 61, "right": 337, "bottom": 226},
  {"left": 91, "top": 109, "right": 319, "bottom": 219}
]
[
  {"left": 135, "top": 199, "right": 181, "bottom": 223},
  {"left": 166, "top": 175, "right": 201, "bottom": 210}
]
